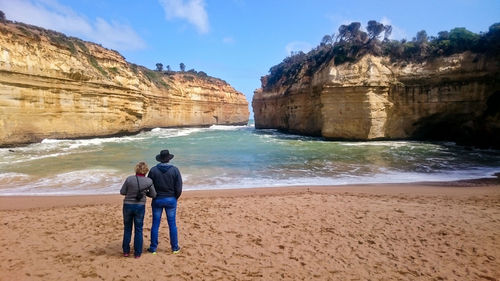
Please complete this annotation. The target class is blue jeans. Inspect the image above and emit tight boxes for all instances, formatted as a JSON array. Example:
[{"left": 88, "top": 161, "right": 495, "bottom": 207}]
[
  {"left": 122, "top": 204, "right": 145, "bottom": 256},
  {"left": 150, "top": 197, "right": 179, "bottom": 251}
]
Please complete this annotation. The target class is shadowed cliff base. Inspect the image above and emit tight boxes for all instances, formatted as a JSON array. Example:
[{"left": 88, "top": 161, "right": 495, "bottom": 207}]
[{"left": 411, "top": 91, "right": 500, "bottom": 149}]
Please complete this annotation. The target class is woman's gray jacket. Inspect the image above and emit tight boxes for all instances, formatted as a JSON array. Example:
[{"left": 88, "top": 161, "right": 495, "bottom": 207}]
[{"left": 120, "top": 175, "right": 157, "bottom": 205}]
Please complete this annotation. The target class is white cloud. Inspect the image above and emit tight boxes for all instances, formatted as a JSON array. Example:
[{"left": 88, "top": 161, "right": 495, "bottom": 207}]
[
  {"left": 380, "top": 17, "right": 407, "bottom": 40},
  {"left": 285, "top": 41, "right": 314, "bottom": 55},
  {"left": 325, "top": 14, "right": 354, "bottom": 33},
  {"left": 91, "top": 18, "right": 146, "bottom": 50},
  {"left": 222, "top": 37, "right": 235, "bottom": 44},
  {"left": 0, "top": 0, "right": 146, "bottom": 51},
  {"left": 232, "top": 0, "right": 245, "bottom": 6},
  {"left": 159, "top": 0, "right": 209, "bottom": 34}
]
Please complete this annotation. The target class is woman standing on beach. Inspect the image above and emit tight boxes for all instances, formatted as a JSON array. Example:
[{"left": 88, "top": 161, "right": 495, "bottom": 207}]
[{"left": 120, "top": 162, "right": 156, "bottom": 258}]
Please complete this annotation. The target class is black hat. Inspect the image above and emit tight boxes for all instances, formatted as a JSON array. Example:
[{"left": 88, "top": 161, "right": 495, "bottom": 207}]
[{"left": 155, "top": 150, "right": 174, "bottom": 163}]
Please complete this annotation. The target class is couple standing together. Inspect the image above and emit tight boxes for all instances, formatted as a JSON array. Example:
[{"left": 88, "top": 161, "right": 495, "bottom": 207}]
[{"left": 120, "top": 149, "right": 182, "bottom": 258}]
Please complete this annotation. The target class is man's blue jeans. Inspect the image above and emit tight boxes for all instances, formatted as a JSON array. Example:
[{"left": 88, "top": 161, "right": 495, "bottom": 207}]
[
  {"left": 122, "top": 203, "right": 145, "bottom": 256},
  {"left": 150, "top": 197, "right": 179, "bottom": 252}
]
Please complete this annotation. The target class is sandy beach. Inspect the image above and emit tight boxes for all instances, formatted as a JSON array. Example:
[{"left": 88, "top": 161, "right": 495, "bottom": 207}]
[{"left": 1, "top": 182, "right": 499, "bottom": 281}]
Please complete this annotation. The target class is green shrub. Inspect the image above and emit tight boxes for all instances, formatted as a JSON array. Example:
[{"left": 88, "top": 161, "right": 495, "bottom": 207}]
[
  {"left": 88, "top": 56, "right": 107, "bottom": 76},
  {"left": 264, "top": 21, "right": 500, "bottom": 90},
  {"left": 75, "top": 41, "right": 89, "bottom": 53},
  {"left": 143, "top": 68, "right": 169, "bottom": 88},
  {"left": 108, "top": 67, "right": 119, "bottom": 74}
]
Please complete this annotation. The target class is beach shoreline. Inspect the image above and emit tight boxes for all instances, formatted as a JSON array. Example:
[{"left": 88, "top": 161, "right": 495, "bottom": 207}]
[
  {"left": 1, "top": 177, "right": 499, "bottom": 210},
  {"left": 1, "top": 181, "right": 499, "bottom": 280}
]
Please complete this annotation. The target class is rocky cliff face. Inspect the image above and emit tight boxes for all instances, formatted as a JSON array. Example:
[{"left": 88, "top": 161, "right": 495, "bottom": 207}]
[
  {"left": 253, "top": 53, "right": 500, "bottom": 148},
  {"left": 0, "top": 21, "right": 249, "bottom": 146}
]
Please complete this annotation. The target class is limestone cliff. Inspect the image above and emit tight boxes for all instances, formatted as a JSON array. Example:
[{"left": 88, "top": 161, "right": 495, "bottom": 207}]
[
  {"left": 0, "top": 21, "right": 249, "bottom": 146},
  {"left": 253, "top": 53, "right": 500, "bottom": 148}
]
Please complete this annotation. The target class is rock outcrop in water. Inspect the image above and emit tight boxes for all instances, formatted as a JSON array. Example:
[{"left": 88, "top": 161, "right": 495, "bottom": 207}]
[
  {"left": 253, "top": 52, "right": 500, "bottom": 148},
  {"left": 0, "top": 21, "right": 249, "bottom": 146}
]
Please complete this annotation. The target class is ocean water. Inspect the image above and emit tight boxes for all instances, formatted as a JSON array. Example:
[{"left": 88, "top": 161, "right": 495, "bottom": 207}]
[{"left": 0, "top": 123, "right": 499, "bottom": 195}]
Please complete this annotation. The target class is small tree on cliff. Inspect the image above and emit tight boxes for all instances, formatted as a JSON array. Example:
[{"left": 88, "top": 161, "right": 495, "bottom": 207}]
[
  {"left": 383, "top": 25, "right": 392, "bottom": 41},
  {"left": 155, "top": 63, "right": 163, "bottom": 72},
  {"left": 0, "top": 10, "right": 6, "bottom": 22},
  {"left": 415, "top": 30, "right": 428, "bottom": 44},
  {"left": 179, "top": 63, "right": 185, "bottom": 72},
  {"left": 448, "top": 27, "right": 480, "bottom": 52},
  {"left": 483, "top": 23, "right": 500, "bottom": 56},
  {"left": 320, "top": 34, "right": 333, "bottom": 46},
  {"left": 166, "top": 65, "right": 171, "bottom": 71},
  {"left": 337, "top": 22, "right": 364, "bottom": 43},
  {"left": 367, "top": 20, "right": 385, "bottom": 40}
]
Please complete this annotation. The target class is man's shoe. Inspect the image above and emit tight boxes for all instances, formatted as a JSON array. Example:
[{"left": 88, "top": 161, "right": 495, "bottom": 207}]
[
  {"left": 172, "top": 248, "right": 181, "bottom": 254},
  {"left": 147, "top": 248, "right": 157, "bottom": 255}
]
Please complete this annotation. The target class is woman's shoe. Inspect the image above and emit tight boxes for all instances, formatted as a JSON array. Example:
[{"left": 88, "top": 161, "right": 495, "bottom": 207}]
[{"left": 123, "top": 253, "right": 129, "bottom": 257}]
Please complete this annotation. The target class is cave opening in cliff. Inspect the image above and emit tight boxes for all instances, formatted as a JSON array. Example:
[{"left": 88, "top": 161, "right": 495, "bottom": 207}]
[{"left": 411, "top": 113, "right": 476, "bottom": 143}]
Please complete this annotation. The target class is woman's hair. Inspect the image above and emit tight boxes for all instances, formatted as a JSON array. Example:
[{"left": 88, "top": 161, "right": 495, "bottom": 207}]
[{"left": 135, "top": 162, "right": 149, "bottom": 174}]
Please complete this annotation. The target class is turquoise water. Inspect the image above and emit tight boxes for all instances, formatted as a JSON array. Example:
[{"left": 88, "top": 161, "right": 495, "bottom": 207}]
[{"left": 0, "top": 124, "right": 499, "bottom": 195}]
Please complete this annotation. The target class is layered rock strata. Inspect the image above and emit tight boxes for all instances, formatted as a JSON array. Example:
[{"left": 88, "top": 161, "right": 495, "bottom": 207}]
[
  {"left": 0, "top": 22, "right": 249, "bottom": 146},
  {"left": 253, "top": 53, "right": 500, "bottom": 148}
]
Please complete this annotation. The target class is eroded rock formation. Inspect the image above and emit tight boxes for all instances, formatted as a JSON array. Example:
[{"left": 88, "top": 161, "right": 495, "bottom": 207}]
[
  {"left": 253, "top": 53, "right": 500, "bottom": 148},
  {"left": 0, "top": 21, "right": 249, "bottom": 146}
]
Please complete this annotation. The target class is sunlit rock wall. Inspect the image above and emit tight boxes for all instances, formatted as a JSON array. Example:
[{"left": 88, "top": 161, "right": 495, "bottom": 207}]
[
  {"left": 253, "top": 53, "right": 499, "bottom": 147},
  {"left": 0, "top": 21, "right": 249, "bottom": 146}
]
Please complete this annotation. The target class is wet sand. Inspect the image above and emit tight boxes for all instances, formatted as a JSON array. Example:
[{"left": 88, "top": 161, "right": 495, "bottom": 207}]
[{"left": 0, "top": 182, "right": 499, "bottom": 280}]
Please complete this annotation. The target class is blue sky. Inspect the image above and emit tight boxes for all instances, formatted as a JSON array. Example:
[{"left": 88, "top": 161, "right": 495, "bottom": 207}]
[{"left": 0, "top": 0, "right": 499, "bottom": 116}]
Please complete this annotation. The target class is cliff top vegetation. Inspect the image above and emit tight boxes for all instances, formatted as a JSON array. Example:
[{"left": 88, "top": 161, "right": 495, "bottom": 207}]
[
  {"left": 152, "top": 62, "right": 226, "bottom": 85},
  {"left": 264, "top": 21, "right": 500, "bottom": 91},
  {"left": 0, "top": 12, "right": 229, "bottom": 89}
]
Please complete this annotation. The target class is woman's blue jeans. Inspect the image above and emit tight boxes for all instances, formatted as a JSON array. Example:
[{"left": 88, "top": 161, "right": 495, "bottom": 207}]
[
  {"left": 150, "top": 197, "right": 179, "bottom": 251},
  {"left": 122, "top": 203, "right": 145, "bottom": 256}
]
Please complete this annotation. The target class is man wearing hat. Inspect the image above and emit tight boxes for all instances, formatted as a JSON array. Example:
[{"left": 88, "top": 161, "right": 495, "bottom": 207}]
[{"left": 147, "top": 149, "right": 182, "bottom": 254}]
